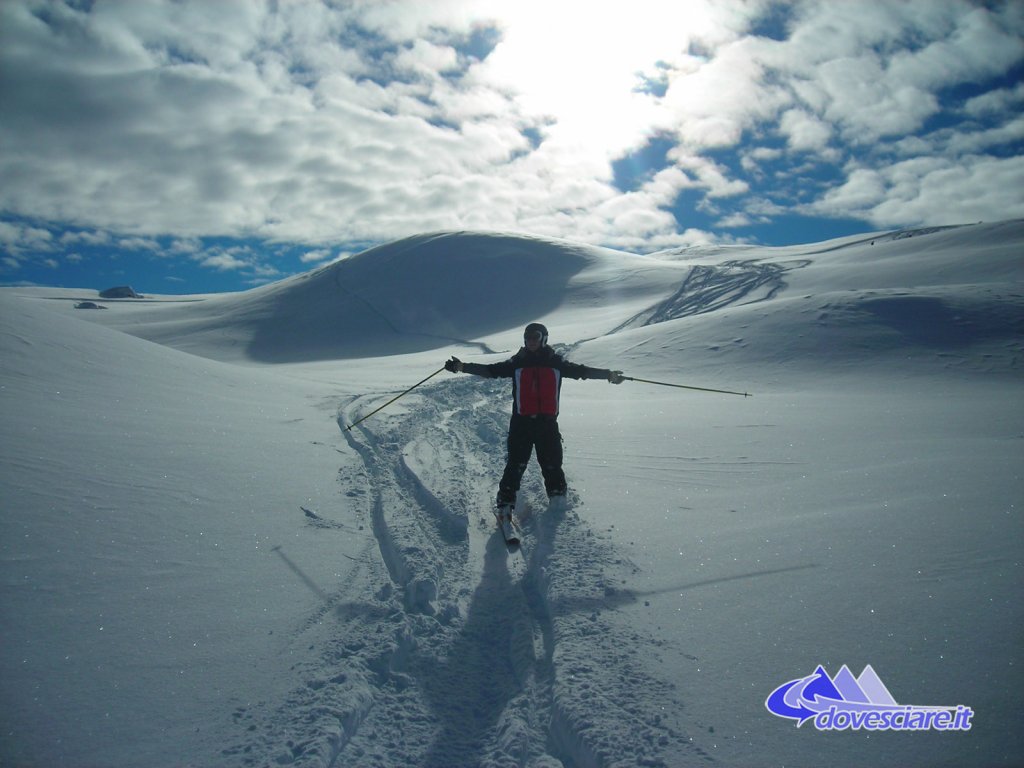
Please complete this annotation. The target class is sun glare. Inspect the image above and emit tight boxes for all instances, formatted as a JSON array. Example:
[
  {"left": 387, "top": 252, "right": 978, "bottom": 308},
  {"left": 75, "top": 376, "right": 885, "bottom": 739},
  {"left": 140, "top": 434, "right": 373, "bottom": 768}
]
[{"left": 480, "top": 1, "right": 718, "bottom": 157}]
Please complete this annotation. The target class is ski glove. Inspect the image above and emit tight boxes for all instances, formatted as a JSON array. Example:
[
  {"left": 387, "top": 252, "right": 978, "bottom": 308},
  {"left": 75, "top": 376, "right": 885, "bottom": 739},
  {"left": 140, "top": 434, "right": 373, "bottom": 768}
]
[
  {"left": 608, "top": 370, "right": 625, "bottom": 385},
  {"left": 445, "top": 356, "right": 464, "bottom": 373}
]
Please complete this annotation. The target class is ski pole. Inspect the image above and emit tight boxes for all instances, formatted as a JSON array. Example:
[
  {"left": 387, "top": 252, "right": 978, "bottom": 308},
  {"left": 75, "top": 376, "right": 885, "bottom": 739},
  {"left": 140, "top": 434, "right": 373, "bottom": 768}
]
[
  {"left": 345, "top": 366, "right": 446, "bottom": 430},
  {"left": 622, "top": 375, "right": 752, "bottom": 398}
]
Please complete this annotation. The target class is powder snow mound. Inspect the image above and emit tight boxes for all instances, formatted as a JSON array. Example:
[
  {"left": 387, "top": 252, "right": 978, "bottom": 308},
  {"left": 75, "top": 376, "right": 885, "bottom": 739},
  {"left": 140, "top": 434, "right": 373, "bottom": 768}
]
[
  {"left": 71, "top": 230, "right": 693, "bottom": 364},
  {"left": 243, "top": 231, "right": 601, "bottom": 362}
]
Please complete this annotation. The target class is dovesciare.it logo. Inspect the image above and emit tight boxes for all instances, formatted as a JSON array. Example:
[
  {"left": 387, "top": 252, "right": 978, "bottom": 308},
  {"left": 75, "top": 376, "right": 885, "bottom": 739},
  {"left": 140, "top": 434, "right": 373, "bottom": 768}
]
[{"left": 765, "top": 665, "right": 974, "bottom": 732}]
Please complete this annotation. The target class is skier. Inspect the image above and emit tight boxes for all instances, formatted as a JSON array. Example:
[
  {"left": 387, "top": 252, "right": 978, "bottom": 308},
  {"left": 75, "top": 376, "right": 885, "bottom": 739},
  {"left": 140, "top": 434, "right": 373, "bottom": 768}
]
[{"left": 444, "top": 322, "right": 624, "bottom": 515}]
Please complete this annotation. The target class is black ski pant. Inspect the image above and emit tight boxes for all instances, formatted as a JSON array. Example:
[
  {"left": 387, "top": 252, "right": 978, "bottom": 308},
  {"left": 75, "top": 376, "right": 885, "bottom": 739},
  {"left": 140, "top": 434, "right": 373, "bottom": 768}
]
[{"left": 498, "top": 414, "right": 566, "bottom": 503}]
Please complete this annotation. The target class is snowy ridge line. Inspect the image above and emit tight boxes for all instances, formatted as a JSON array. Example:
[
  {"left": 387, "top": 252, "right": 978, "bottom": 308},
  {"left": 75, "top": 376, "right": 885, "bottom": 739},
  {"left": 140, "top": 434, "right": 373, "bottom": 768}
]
[{"left": 801, "top": 224, "right": 958, "bottom": 254}]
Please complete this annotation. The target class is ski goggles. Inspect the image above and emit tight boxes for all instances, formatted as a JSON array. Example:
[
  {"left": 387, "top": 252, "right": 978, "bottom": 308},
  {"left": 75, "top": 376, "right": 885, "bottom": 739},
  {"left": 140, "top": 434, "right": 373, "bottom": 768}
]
[{"left": 524, "top": 330, "right": 544, "bottom": 341}]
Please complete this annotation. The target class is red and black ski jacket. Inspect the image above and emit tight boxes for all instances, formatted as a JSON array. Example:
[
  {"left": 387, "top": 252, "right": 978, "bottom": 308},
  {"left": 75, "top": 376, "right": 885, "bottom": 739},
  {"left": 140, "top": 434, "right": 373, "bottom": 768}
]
[{"left": 462, "top": 347, "right": 613, "bottom": 418}]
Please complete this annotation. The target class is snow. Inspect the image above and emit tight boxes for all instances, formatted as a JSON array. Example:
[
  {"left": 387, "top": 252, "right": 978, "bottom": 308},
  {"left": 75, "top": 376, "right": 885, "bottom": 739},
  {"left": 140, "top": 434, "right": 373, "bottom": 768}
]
[{"left": 2, "top": 222, "right": 1022, "bottom": 767}]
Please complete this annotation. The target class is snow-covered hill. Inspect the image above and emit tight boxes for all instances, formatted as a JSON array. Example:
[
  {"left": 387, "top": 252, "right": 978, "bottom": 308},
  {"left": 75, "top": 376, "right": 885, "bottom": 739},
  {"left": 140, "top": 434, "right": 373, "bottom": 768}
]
[
  {"left": 78, "top": 231, "right": 686, "bottom": 364},
  {"left": 1, "top": 221, "right": 1022, "bottom": 767}
]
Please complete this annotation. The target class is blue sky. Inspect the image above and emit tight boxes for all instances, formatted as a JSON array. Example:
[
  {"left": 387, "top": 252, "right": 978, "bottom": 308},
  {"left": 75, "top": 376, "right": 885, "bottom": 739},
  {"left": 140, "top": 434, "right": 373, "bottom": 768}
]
[{"left": 1, "top": 0, "right": 1022, "bottom": 295}]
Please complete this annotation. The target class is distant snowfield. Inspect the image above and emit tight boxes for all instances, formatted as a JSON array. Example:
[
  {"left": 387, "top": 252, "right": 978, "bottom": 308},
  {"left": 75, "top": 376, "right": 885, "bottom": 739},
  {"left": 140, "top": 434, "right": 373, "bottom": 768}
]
[{"left": 1, "top": 222, "right": 1022, "bottom": 767}]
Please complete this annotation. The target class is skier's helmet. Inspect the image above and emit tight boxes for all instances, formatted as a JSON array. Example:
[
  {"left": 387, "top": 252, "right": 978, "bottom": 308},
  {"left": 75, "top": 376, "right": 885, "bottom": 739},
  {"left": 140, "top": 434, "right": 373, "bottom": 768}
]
[{"left": 524, "top": 322, "right": 548, "bottom": 347}]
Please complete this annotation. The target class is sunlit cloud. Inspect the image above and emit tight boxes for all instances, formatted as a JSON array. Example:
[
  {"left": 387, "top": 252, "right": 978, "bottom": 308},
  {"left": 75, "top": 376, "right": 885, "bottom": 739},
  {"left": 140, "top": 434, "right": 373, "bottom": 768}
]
[
  {"left": 0, "top": 0, "right": 1021, "bottom": 291},
  {"left": 300, "top": 249, "right": 333, "bottom": 264},
  {"left": 816, "top": 154, "right": 1024, "bottom": 227}
]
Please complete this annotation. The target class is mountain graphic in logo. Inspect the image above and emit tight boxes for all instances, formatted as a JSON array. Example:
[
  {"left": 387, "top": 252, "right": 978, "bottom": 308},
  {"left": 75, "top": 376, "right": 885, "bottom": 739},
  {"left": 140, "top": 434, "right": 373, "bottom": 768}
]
[{"left": 765, "top": 665, "right": 973, "bottom": 732}]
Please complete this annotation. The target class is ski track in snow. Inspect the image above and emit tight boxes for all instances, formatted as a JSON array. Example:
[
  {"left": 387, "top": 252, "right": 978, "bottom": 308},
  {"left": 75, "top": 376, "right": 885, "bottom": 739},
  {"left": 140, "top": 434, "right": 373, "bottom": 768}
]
[
  {"left": 221, "top": 375, "right": 711, "bottom": 767},
  {"left": 614, "top": 259, "right": 809, "bottom": 331}
]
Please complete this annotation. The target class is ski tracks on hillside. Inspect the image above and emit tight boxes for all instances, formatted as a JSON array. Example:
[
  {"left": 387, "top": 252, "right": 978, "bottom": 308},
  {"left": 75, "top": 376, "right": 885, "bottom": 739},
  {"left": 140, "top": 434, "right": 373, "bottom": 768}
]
[
  {"left": 615, "top": 259, "right": 811, "bottom": 332},
  {"left": 224, "top": 376, "right": 711, "bottom": 767}
]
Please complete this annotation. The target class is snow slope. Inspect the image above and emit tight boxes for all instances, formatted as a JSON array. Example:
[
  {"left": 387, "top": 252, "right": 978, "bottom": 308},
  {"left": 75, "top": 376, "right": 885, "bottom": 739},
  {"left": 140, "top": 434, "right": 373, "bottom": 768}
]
[{"left": 1, "top": 222, "right": 1022, "bottom": 767}]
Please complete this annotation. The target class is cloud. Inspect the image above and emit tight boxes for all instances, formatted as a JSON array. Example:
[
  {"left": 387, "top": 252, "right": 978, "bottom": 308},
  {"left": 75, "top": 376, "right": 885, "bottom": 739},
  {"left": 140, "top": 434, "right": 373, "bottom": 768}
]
[
  {"left": 0, "top": 220, "right": 55, "bottom": 255},
  {"left": 779, "top": 109, "right": 832, "bottom": 153},
  {"left": 0, "top": 0, "right": 1021, "bottom": 275},
  {"left": 0, "top": 221, "right": 24, "bottom": 248},
  {"left": 300, "top": 249, "right": 333, "bottom": 264},
  {"left": 60, "top": 230, "right": 112, "bottom": 247},
  {"left": 814, "top": 154, "right": 1024, "bottom": 227},
  {"left": 751, "top": 0, "right": 1023, "bottom": 154},
  {"left": 875, "top": 154, "right": 1024, "bottom": 226},
  {"left": 117, "top": 237, "right": 162, "bottom": 252},
  {"left": 942, "top": 115, "right": 1024, "bottom": 156},
  {"left": 200, "top": 252, "right": 250, "bottom": 272},
  {"left": 813, "top": 167, "right": 889, "bottom": 214},
  {"left": 673, "top": 154, "right": 750, "bottom": 198},
  {"left": 964, "top": 82, "right": 1024, "bottom": 118}
]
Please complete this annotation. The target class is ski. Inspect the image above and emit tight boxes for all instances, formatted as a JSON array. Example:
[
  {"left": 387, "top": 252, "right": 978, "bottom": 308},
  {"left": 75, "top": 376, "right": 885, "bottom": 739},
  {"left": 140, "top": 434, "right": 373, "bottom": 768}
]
[{"left": 494, "top": 504, "right": 520, "bottom": 547}]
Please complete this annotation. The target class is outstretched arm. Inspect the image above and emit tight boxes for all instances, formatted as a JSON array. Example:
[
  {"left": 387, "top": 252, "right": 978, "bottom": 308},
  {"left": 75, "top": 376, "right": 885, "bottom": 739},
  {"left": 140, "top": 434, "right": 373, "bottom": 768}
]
[
  {"left": 559, "top": 359, "right": 625, "bottom": 384},
  {"left": 444, "top": 356, "right": 513, "bottom": 378}
]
